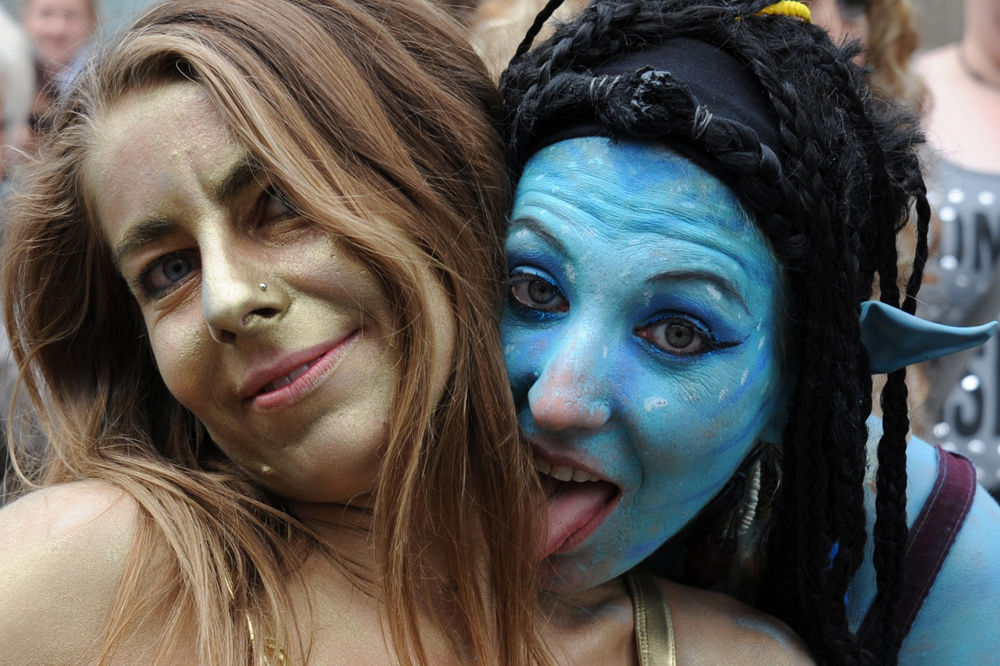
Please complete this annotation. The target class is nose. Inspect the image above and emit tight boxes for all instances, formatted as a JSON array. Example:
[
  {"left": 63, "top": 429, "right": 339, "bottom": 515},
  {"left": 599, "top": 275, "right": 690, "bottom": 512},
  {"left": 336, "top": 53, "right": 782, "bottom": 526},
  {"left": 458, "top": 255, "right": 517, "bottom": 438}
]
[
  {"left": 49, "top": 12, "right": 73, "bottom": 36},
  {"left": 201, "top": 242, "right": 289, "bottom": 343},
  {"left": 527, "top": 325, "right": 613, "bottom": 432}
]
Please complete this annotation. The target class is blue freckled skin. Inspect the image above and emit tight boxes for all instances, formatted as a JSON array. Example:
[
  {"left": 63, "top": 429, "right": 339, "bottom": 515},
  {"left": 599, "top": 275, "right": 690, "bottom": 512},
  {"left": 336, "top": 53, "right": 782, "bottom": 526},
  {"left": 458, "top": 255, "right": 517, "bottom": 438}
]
[{"left": 502, "top": 137, "right": 792, "bottom": 594}]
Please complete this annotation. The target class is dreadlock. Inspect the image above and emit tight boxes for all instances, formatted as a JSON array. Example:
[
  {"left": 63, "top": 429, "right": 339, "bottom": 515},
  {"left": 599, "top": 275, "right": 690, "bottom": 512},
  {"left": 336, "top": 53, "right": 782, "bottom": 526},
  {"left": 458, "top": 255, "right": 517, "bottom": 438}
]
[{"left": 501, "top": 1, "right": 929, "bottom": 664}]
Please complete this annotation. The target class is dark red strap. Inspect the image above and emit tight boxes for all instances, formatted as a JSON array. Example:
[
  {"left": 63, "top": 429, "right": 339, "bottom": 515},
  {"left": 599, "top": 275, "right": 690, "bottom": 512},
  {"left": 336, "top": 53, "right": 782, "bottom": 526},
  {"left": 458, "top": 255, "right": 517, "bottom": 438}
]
[{"left": 857, "top": 447, "right": 977, "bottom": 649}]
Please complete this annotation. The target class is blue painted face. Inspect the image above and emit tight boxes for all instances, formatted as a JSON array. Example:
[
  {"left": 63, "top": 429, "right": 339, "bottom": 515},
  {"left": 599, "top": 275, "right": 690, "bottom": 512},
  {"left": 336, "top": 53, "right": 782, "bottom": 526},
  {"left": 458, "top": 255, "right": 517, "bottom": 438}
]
[{"left": 503, "top": 137, "right": 789, "bottom": 594}]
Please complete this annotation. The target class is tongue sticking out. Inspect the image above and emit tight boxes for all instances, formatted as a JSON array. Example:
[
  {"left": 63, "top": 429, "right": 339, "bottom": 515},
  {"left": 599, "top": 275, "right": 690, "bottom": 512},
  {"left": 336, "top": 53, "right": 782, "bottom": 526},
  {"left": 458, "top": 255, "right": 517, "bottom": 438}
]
[{"left": 541, "top": 480, "right": 618, "bottom": 559}]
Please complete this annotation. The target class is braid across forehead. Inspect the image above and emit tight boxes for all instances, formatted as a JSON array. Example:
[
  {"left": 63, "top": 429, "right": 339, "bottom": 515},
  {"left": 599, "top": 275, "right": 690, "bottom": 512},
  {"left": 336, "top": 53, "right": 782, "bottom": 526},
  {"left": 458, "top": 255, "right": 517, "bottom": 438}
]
[{"left": 501, "top": 1, "right": 929, "bottom": 665}]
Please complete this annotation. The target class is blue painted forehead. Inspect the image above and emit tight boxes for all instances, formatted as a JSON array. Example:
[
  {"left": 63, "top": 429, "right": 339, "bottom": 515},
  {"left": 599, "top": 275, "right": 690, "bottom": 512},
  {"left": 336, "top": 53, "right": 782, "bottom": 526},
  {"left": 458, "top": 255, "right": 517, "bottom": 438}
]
[{"left": 521, "top": 137, "right": 754, "bottom": 232}]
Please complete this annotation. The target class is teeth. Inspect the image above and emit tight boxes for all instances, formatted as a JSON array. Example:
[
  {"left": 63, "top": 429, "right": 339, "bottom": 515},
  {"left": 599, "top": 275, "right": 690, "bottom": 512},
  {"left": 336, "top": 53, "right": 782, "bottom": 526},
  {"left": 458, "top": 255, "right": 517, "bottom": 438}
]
[
  {"left": 260, "top": 360, "right": 317, "bottom": 394},
  {"left": 533, "top": 454, "right": 598, "bottom": 483},
  {"left": 286, "top": 362, "right": 311, "bottom": 383},
  {"left": 550, "top": 465, "right": 574, "bottom": 481},
  {"left": 533, "top": 457, "right": 552, "bottom": 475}
]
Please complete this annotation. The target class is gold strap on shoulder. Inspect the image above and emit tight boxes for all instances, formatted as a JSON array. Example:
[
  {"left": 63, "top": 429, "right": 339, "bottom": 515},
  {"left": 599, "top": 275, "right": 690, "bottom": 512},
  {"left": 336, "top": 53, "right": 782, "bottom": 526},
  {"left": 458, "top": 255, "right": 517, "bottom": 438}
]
[{"left": 626, "top": 571, "right": 677, "bottom": 666}]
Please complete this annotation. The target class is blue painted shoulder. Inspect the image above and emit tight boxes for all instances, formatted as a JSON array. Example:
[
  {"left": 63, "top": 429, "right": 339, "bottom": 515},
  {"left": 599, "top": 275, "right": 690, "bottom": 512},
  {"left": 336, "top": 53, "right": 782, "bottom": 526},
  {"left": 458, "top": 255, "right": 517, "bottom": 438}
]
[
  {"left": 899, "top": 475, "right": 1000, "bottom": 663},
  {"left": 846, "top": 417, "right": 1000, "bottom": 663}
]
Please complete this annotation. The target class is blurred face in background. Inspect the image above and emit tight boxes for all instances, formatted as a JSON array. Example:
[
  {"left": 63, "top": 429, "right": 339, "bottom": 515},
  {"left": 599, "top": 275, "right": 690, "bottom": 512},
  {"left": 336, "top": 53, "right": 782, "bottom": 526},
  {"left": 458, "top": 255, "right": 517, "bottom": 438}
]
[
  {"left": 809, "top": 0, "right": 870, "bottom": 46},
  {"left": 1, "top": 91, "right": 7, "bottom": 181},
  {"left": 23, "top": 0, "right": 96, "bottom": 69},
  {"left": 0, "top": 89, "right": 6, "bottom": 148}
]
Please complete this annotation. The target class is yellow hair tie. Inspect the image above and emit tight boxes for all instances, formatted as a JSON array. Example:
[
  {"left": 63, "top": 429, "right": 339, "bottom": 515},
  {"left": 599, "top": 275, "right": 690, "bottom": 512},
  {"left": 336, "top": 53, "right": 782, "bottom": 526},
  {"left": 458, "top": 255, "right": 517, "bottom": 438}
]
[{"left": 753, "top": 1, "right": 812, "bottom": 23}]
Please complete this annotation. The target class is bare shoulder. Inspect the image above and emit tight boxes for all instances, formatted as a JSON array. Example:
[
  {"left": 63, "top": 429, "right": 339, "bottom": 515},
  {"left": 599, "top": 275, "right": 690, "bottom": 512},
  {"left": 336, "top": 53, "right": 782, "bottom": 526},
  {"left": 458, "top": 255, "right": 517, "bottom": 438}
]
[
  {"left": 0, "top": 481, "right": 139, "bottom": 665},
  {"left": 659, "top": 578, "right": 815, "bottom": 666},
  {"left": 0, "top": 479, "right": 139, "bottom": 539}
]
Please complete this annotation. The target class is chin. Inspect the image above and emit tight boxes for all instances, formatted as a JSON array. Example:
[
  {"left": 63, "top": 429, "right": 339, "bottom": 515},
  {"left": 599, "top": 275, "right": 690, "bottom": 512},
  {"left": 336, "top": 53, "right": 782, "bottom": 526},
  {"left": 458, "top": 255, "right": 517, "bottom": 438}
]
[{"left": 540, "top": 555, "right": 619, "bottom": 595}]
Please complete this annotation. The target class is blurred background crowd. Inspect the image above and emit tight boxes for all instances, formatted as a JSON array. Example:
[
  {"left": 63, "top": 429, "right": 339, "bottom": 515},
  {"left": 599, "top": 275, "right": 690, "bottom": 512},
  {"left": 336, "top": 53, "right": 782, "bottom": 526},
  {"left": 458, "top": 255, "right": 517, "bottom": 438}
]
[{"left": 1, "top": 0, "right": 999, "bottom": 502}]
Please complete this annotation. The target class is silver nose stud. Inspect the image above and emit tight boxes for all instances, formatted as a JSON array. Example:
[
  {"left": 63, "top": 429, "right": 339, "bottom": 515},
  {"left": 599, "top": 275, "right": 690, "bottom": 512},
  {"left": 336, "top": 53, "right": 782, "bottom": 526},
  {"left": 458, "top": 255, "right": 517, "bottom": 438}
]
[{"left": 259, "top": 282, "right": 267, "bottom": 292}]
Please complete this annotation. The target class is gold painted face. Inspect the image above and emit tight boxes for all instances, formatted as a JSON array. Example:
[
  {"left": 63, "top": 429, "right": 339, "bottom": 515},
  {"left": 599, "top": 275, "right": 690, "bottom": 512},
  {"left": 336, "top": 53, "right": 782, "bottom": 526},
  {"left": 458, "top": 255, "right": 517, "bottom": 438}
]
[{"left": 87, "top": 82, "right": 453, "bottom": 507}]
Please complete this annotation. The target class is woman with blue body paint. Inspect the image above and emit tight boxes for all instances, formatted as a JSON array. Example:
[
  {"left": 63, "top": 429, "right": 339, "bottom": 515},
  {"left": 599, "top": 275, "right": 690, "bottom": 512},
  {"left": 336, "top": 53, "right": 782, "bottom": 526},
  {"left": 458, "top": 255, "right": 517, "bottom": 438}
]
[{"left": 500, "top": 1, "right": 1000, "bottom": 665}]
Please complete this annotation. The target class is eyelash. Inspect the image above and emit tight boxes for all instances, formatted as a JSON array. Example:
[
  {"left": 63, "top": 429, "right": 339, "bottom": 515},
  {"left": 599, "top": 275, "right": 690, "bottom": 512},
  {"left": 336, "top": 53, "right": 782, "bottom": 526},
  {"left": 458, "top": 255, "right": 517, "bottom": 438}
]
[
  {"left": 254, "top": 186, "right": 299, "bottom": 233},
  {"left": 634, "top": 314, "right": 740, "bottom": 358},
  {"left": 136, "top": 250, "right": 200, "bottom": 300},
  {"left": 134, "top": 187, "right": 299, "bottom": 301},
  {"left": 507, "top": 265, "right": 740, "bottom": 358},
  {"left": 508, "top": 267, "right": 568, "bottom": 318}
]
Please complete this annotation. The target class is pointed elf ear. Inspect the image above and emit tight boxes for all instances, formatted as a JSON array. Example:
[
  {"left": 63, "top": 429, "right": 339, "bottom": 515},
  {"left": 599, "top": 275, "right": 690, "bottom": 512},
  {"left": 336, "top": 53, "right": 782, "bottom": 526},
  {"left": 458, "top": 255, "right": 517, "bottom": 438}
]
[{"left": 860, "top": 301, "right": 999, "bottom": 374}]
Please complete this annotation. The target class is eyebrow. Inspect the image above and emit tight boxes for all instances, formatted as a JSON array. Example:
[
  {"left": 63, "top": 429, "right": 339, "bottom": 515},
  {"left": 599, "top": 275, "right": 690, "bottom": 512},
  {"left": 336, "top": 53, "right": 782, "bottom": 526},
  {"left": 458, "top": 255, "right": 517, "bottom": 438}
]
[
  {"left": 646, "top": 269, "right": 750, "bottom": 313},
  {"left": 112, "top": 215, "right": 179, "bottom": 267},
  {"left": 213, "top": 153, "right": 265, "bottom": 205},
  {"left": 112, "top": 153, "right": 264, "bottom": 266},
  {"left": 508, "top": 218, "right": 571, "bottom": 258}
]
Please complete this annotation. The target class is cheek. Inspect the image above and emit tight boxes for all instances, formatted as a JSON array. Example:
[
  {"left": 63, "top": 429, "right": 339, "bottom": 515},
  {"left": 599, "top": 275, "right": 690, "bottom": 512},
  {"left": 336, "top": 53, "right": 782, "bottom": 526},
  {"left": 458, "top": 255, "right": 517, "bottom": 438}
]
[
  {"left": 67, "top": 24, "right": 87, "bottom": 41},
  {"left": 853, "top": 19, "right": 870, "bottom": 49},
  {"left": 501, "top": 320, "right": 543, "bottom": 386},
  {"left": 145, "top": 311, "right": 211, "bottom": 406},
  {"left": 714, "top": 349, "right": 782, "bottom": 438},
  {"left": 635, "top": 345, "right": 783, "bottom": 479}
]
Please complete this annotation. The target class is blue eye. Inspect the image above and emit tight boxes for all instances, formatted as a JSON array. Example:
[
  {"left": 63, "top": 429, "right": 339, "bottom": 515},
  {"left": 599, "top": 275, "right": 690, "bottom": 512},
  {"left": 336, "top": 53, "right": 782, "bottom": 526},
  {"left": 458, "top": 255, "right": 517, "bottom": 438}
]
[
  {"left": 162, "top": 256, "right": 191, "bottom": 281},
  {"left": 508, "top": 267, "right": 568, "bottom": 314},
  {"left": 142, "top": 252, "right": 201, "bottom": 298}
]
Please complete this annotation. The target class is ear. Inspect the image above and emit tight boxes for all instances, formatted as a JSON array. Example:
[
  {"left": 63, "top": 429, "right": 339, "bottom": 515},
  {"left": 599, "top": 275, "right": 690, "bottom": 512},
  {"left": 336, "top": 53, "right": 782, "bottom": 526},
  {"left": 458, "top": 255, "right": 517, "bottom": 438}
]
[
  {"left": 860, "top": 301, "right": 999, "bottom": 374},
  {"left": 760, "top": 376, "right": 796, "bottom": 445}
]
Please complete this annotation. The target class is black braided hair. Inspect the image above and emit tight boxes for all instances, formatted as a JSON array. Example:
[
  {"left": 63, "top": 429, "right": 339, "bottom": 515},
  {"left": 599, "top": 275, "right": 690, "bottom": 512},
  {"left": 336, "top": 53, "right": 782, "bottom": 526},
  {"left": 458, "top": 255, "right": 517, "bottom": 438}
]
[{"left": 500, "top": 2, "right": 929, "bottom": 664}]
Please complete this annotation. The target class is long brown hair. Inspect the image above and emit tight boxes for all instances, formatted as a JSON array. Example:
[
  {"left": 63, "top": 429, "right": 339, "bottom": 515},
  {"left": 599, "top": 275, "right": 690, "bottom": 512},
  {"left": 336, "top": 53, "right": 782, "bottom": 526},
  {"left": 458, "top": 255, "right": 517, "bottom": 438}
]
[
  {"left": 2, "top": 0, "right": 546, "bottom": 664},
  {"left": 866, "top": 0, "right": 926, "bottom": 111}
]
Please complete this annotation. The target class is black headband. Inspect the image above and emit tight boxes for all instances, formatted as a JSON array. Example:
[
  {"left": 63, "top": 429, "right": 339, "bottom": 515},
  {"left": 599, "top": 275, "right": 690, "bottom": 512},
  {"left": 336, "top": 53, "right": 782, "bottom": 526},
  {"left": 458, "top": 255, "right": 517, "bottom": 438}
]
[{"left": 526, "top": 37, "right": 781, "bottom": 179}]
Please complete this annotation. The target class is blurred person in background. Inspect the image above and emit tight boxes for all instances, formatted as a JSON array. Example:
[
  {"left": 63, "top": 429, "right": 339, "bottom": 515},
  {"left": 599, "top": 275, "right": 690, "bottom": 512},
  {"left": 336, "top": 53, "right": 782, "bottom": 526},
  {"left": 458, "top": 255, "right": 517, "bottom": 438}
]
[
  {"left": 17, "top": 0, "right": 96, "bottom": 160},
  {"left": 19, "top": 61, "right": 54, "bottom": 159},
  {"left": 21, "top": 0, "right": 97, "bottom": 97},
  {"left": 471, "top": 0, "right": 925, "bottom": 111},
  {"left": 0, "top": 6, "right": 35, "bottom": 199},
  {"left": 435, "top": 0, "right": 479, "bottom": 22},
  {"left": 808, "top": 0, "right": 925, "bottom": 108},
  {"left": 912, "top": 0, "right": 1000, "bottom": 491},
  {"left": 0, "top": 6, "right": 36, "bottom": 506},
  {"left": 471, "top": 0, "right": 586, "bottom": 78}
]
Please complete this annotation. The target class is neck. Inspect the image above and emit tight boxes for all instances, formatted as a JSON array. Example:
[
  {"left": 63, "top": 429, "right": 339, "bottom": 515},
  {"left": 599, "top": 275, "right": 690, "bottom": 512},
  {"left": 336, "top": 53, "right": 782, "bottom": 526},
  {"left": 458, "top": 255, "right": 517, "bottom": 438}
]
[
  {"left": 287, "top": 496, "right": 375, "bottom": 531},
  {"left": 286, "top": 499, "right": 379, "bottom": 573},
  {"left": 960, "top": 44, "right": 1000, "bottom": 90},
  {"left": 539, "top": 576, "right": 629, "bottom": 616},
  {"left": 288, "top": 499, "right": 480, "bottom": 662},
  {"left": 960, "top": 4, "right": 1000, "bottom": 89},
  {"left": 538, "top": 579, "right": 637, "bottom": 666}
]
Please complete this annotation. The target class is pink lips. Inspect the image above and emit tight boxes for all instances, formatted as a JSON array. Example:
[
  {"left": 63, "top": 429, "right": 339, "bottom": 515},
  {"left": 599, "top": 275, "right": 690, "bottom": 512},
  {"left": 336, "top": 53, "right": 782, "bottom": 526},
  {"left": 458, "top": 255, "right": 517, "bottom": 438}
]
[
  {"left": 532, "top": 443, "right": 622, "bottom": 560},
  {"left": 242, "top": 330, "right": 359, "bottom": 410}
]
